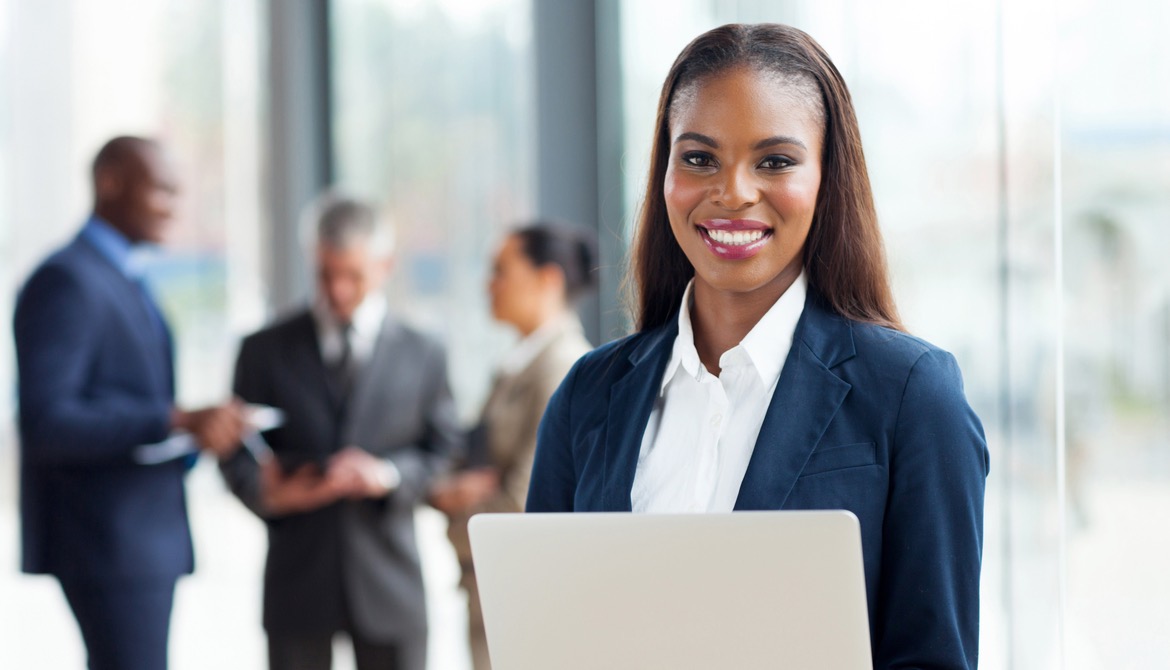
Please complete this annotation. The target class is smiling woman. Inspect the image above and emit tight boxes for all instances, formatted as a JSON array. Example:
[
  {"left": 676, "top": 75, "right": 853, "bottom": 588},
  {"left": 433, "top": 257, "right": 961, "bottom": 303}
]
[{"left": 526, "top": 23, "right": 990, "bottom": 670}]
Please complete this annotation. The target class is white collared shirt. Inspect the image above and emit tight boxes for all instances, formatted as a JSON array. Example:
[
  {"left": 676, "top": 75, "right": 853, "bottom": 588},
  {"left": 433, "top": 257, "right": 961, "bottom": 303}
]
[
  {"left": 311, "top": 293, "right": 402, "bottom": 491},
  {"left": 631, "top": 273, "right": 807, "bottom": 513},
  {"left": 313, "top": 293, "right": 387, "bottom": 366}
]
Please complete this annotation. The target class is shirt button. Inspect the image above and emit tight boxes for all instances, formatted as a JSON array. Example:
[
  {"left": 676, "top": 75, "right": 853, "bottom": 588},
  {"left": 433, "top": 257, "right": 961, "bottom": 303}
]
[{"left": 710, "top": 413, "right": 722, "bottom": 428}]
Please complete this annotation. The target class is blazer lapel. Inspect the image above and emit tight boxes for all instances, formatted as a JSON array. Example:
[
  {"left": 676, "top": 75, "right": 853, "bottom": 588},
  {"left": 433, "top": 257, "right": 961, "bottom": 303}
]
[
  {"left": 734, "top": 295, "right": 856, "bottom": 510},
  {"left": 290, "top": 313, "right": 341, "bottom": 418},
  {"left": 488, "top": 318, "right": 575, "bottom": 424},
  {"left": 602, "top": 322, "right": 677, "bottom": 511},
  {"left": 78, "top": 240, "right": 173, "bottom": 394},
  {"left": 341, "top": 316, "right": 400, "bottom": 444}
]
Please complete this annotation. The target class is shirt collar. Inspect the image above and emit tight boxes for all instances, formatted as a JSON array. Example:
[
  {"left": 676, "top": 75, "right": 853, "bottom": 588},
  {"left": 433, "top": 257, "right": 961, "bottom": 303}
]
[
  {"left": 80, "top": 215, "right": 138, "bottom": 278},
  {"left": 737, "top": 272, "right": 806, "bottom": 390},
  {"left": 313, "top": 292, "right": 388, "bottom": 339},
  {"left": 660, "top": 281, "right": 706, "bottom": 392},
  {"left": 497, "top": 312, "right": 582, "bottom": 376},
  {"left": 659, "top": 272, "right": 807, "bottom": 393}
]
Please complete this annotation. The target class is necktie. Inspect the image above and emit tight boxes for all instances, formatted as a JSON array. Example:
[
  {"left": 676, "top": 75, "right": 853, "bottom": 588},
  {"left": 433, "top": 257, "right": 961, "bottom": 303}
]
[{"left": 329, "top": 323, "right": 356, "bottom": 409}]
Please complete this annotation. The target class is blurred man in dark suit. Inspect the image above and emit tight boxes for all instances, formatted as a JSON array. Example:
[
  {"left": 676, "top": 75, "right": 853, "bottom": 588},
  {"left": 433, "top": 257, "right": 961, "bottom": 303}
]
[
  {"left": 219, "top": 193, "right": 460, "bottom": 670},
  {"left": 13, "top": 136, "right": 246, "bottom": 670}
]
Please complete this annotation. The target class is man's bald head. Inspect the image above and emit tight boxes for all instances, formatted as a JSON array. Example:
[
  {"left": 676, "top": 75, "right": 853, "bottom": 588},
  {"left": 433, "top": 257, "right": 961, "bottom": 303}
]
[
  {"left": 91, "top": 136, "right": 179, "bottom": 244},
  {"left": 92, "top": 136, "right": 157, "bottom": 180}
]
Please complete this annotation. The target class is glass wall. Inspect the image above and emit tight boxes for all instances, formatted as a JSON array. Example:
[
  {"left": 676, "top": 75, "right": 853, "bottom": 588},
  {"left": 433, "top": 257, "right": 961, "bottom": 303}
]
[
  {"left": 1059, "top": 3, "right": 1170, "bottom": 667},
  {"left": 0, "top": 1, "right": 268, "bottom": 667},
  {"left": 617, "top": 1, "right": 1170, "bottom": 668},
  {"left": 331, "top": 0, "right": 536, "bottom": 421}
]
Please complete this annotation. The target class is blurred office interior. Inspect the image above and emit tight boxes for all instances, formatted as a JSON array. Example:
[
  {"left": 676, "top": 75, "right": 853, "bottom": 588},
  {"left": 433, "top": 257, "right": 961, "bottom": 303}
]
[{"left": 1, "top": 0, "right": 1168, "bottom": 668}]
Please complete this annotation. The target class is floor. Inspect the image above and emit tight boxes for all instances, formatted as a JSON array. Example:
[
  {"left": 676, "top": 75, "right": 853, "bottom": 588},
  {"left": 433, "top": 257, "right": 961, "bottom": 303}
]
[{"left": 0, "top": 449, "right": 472, "bottom": 670}]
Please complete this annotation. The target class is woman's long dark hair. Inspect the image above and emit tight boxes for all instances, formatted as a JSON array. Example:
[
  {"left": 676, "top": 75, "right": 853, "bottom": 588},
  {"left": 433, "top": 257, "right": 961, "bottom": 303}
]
[{"left": 629, "top": 23, "right": 902, "bottom": 332}]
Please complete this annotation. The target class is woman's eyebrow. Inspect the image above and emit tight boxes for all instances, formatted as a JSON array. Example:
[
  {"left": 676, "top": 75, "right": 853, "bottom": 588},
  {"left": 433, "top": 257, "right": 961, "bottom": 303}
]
[
  {"left": 674, "top": 131, "right": 719, "bottom": 147},
  {"left": 753, "top": 135, "right": 807, "bottom": 150},
  {"left": 673, "top": 132, "right": 807, "bottom": 151}
]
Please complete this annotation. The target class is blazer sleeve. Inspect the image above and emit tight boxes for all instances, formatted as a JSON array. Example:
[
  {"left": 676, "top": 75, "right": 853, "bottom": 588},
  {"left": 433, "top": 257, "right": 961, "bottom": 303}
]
[
  {"left": 873, "top": 349, "right": 989, "bottom": 670},
  {"left": 479, "top": 365, "right": 565, "bottom": 514},
  {"left": 525, "top": 358, "right": 581, "bottom": 512},
  {"left": 14, "top": 263, "right": 172, "bottom": 466},
  {"left": 497, "top": 384, "right": 545, "bottom": 513},
  {"left": 387, "top": 341, "right": 461, "bottom": 510},
  {"left": 218, "top": 334, "right": 266, "bottom": 517}
]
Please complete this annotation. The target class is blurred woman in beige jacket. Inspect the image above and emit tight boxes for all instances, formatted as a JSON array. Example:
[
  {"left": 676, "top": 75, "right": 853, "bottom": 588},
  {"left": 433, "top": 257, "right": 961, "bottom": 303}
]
[{"left": 430, "top": 222, "right": 596, "bottom": 670}]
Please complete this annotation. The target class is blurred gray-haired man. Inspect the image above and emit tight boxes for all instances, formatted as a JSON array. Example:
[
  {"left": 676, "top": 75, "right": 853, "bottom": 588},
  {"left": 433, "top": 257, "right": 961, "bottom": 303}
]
[{"left": 220, "top": 192, "right": 461, "bottom": 670}]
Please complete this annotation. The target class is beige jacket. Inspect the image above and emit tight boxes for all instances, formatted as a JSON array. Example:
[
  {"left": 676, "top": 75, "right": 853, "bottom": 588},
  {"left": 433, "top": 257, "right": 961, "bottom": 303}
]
[{"left": 448, "top": 315, "right": 592, "bottom": 566}]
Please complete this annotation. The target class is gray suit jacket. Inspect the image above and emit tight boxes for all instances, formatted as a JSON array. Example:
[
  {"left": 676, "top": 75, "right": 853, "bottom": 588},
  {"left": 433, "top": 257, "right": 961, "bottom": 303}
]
[{"left": 220, "top": 308, "right": 460, "bottom": 643}]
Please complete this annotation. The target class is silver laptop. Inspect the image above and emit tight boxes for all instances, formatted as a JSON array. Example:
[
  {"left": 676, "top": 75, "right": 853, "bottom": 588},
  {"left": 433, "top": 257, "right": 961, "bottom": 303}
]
[{"left": 468, "top": 511, "right": 872, "bottom": 670}]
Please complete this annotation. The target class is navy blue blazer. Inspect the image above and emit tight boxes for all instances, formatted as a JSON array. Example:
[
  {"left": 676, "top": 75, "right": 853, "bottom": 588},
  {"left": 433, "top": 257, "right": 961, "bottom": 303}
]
[
  {"left": 13, "top": 232, "right": 190, "bottom": 583},
  {"left": 527, "top": 290, "right": 989, "bottom": 669}
]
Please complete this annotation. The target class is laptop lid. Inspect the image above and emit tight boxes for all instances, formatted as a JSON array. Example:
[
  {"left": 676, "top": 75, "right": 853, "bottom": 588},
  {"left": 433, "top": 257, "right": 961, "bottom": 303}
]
[{"left": 468, "top": 511, "right": 872, "bottom": 670}]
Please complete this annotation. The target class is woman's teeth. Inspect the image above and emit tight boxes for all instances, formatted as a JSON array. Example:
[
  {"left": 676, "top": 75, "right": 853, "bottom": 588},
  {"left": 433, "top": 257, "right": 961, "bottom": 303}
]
[{"left": 706, "top": 229, "right": 766, "bottom": 246}]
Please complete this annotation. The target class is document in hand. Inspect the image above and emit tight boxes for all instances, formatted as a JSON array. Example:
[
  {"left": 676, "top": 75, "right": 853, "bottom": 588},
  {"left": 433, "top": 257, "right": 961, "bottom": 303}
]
[
  {"left": 132, "top": 404, "right": 285, "bottom": 464},
  {"left": 469, "top": 510, "right": 872, "bottom": 670}
]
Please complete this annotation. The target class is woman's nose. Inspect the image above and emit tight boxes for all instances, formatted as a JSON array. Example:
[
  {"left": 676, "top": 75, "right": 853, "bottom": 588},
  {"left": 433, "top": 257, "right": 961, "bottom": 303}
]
[{"left": 710, "top": 164, "right": 760, "bottom": 210}]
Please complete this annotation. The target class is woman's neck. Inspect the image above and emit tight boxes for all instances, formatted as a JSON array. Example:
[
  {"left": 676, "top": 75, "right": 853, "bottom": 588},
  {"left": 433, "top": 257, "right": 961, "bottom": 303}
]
[
  {"left": 689, "top": 271, "right": 799, "bottom": 375},
  {"left": 514, "top": 301, "right": 567, "bottom": 338}
]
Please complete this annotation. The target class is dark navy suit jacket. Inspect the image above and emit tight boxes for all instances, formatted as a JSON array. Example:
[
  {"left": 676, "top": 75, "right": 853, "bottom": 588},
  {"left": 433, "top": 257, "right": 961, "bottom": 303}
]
[
  {"left": 14, "top": 229, "right": 191, "bottom": 584},
  {"left": 527, "top": 290, "right": 989, "bottom": 670}
]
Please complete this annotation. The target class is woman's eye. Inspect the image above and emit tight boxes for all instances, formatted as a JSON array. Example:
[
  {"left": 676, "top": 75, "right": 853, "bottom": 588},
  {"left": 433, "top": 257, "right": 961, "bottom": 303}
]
[
  {"left": 681, "top": 151, "right": 714, "bottom": 168},
  {"left": 759, "top": 155, "right": 794, "bottom": 170}
]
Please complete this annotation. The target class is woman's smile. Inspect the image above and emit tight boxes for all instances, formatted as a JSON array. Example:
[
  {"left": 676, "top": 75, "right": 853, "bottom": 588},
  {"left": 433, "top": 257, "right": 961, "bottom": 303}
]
[{"left": 695, "top": 219, "right": 773, "bottom": 259}]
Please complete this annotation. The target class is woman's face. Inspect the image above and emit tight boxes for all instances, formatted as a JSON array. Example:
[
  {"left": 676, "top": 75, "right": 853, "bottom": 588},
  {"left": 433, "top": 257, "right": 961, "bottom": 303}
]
[
  {"left": 488, "top": 235, "right": 546, "bottom": 329},
  {"left": 664, "top": 66, "right": 823, "bottom": 304}
]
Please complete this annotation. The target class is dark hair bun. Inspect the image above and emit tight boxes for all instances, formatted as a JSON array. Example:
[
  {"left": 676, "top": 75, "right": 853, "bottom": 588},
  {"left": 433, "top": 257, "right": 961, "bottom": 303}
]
[{"left": 513, "top": 221, "right": 598, "bottom": 300}]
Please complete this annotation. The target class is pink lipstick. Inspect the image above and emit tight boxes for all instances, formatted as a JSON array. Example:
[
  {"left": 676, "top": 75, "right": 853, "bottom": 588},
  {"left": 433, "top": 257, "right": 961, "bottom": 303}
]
[{"left": 696, "top": 219, "right": 772, "bottom": 260}]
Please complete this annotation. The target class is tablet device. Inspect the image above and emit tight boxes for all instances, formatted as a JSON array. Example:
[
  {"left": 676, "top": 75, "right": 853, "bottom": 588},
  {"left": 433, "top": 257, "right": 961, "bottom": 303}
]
[{"left": 469, "top": 510, "right": 872, "bottom": 670}]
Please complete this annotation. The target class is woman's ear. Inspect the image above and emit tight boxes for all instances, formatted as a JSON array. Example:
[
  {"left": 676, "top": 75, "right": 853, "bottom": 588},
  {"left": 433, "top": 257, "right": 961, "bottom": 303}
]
[{"left": 538, "top": 264, "right": 567, "bottom": 296}]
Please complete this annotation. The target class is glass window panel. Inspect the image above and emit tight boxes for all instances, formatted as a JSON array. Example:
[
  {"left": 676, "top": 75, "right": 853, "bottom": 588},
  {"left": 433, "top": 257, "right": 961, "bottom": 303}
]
[
  {"left": 332, "top": 0, "right": 536, "bottom": 422},
  {"left": 1061, "top": 1, "right": 1170, "bottom": 666}
]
